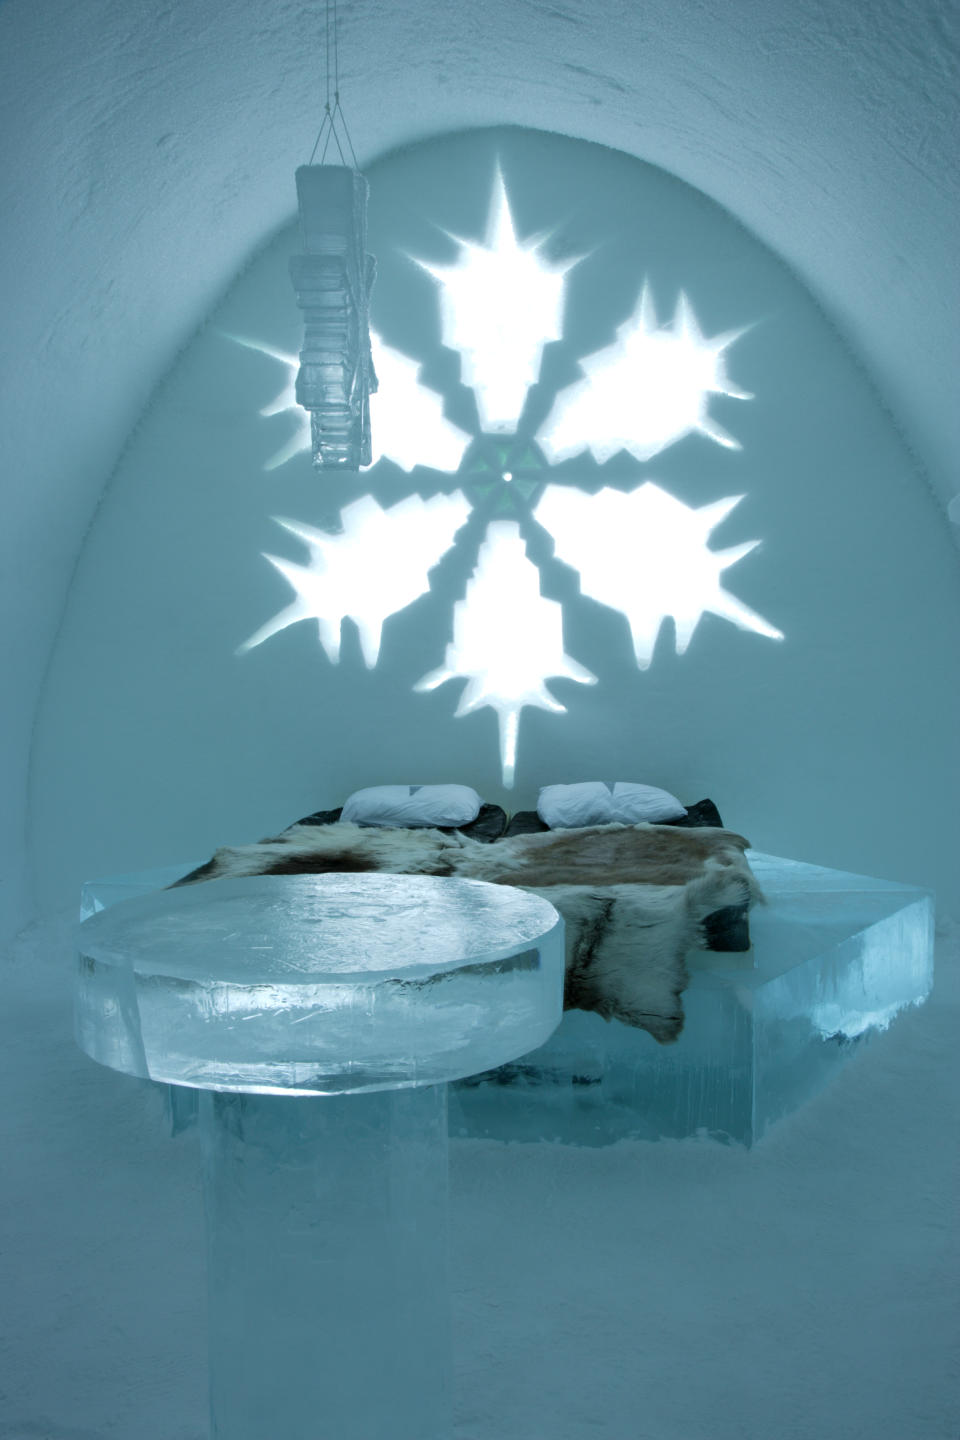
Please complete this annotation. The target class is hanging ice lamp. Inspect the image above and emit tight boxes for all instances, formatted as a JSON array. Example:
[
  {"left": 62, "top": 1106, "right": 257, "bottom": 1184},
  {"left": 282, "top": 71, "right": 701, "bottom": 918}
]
[{"left": 290, "top": 0, "right": 377, "bottom": 469}]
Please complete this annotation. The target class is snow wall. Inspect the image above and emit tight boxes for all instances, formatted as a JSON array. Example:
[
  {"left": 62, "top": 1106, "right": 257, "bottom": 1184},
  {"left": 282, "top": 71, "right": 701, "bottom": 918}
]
[{"left": 29, "top": 128, "right": 960, "bottom": 910}]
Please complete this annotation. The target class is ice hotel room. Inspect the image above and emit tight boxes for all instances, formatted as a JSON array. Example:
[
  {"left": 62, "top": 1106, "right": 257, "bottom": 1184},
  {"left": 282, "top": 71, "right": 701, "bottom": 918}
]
[{"left": 1, "top": 1, "right": 958, "bottom": 1437}]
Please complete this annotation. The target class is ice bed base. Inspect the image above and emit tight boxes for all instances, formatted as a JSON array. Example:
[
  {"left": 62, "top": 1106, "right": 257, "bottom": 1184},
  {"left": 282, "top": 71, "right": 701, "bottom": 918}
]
[
  {"left": 81, "top": 852, "right": 935, "bottom": 1148},
  {"left": 450, "top": 853, "right": 934, "bottom": 1146}
]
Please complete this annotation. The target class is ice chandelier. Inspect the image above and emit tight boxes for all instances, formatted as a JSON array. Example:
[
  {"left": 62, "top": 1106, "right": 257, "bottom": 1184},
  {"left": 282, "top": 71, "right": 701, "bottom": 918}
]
[{"left": 289, "top": 0, "right": 377, "bottom": 469}]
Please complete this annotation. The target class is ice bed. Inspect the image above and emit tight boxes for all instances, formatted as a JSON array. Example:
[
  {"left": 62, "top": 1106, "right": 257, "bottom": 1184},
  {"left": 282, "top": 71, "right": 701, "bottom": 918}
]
[{"left": 79, "top": 789, "right": 934, "bottom": 1145}]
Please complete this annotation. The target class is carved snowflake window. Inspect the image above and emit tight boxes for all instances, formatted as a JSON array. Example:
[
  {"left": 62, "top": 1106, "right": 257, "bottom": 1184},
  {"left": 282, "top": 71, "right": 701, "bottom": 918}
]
[{"left": 237, "top": 171, "right": 783, "bottom": 785}]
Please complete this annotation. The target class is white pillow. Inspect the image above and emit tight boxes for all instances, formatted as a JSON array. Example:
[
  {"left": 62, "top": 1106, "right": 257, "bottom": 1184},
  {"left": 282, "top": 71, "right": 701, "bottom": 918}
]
[
  {"left": 537, "top": 781, "right": 686, "bottom": 828},
  {"left": 537, "top": 782, "right": 613, "bottom": 829},
  {"left": 340, "top": 784, "right": 482, "bottom": 828},
  {"left": 610, "top": 781, "right": 687, "bottom": 824}
]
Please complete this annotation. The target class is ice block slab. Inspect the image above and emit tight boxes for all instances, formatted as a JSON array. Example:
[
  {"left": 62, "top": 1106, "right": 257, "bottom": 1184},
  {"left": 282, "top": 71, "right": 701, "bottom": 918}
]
[
  {"left": 451, "top": 853, "right": 934, "bottom": 1146},
  {"left": 77, "top": 871, "right": 565, "bottom": 1095},
  {"left": 80, "top": 860, "right": 204, "bottom": 920},
  {"left": 81, "top": 858, "right": 212, "bottom": 1137},
  {"left": 76, "top": 872, "right": 564, "bottom": 1440},
  {"left": 202, "top": 1085, "right": 450, "bottom": 1440}
]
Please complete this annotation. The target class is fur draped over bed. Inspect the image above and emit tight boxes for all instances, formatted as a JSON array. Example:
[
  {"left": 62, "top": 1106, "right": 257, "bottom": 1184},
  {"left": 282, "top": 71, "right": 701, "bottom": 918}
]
[{"left": 175, "top": 822, "right": 761, "bottom": 1044}]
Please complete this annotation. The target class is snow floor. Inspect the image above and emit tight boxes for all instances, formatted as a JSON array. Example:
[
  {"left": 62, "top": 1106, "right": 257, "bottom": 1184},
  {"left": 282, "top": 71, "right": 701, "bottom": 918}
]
[{"left": 1, "top": 913, "right": 957, "bottom": 1440}]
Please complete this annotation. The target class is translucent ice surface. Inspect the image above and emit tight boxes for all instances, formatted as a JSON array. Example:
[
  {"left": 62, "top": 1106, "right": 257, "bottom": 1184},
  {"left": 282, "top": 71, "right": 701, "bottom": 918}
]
[
  {"left": 289, "top": 165, "right": 377, "bottom": 469},
  {"left": 79, "top": 860, "right": 204, "bottom": 920},
  {"left": 451, "top": 853, "right": 934, "bottom": 1145},
  {"left": 76, "top": 872, "right": 564, "bottom": 1095},
  {"left": 202, "top": 1084, "right": 451, "bottom": 1440}
]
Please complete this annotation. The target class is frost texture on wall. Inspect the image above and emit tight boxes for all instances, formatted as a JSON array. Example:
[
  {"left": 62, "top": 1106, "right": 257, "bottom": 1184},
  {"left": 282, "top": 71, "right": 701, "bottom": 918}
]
[{"left": 240, "top": 171, "right": 782, "bottom": 785}]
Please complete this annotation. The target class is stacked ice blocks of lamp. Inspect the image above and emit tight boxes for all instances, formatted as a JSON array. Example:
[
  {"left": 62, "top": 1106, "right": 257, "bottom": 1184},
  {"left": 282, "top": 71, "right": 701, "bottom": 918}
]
[
  {"left": 289, "top": 164, "right": 377, "bottom": 469},
  {"left": 450, "top": 852, "right": 934, "bottom": 1146},
  {"left": 75, "top": 872, "right": 564, "bottom": 1440}
]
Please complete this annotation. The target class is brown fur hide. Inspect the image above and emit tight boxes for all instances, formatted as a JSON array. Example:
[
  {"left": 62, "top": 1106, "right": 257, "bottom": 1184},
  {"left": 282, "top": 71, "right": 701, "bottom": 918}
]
[
  {"left": 174, "top": 822, "right": 760, "bottom": 1043},
  {"left": 452, "top": 821, "right": 756, "bottom": 889}
]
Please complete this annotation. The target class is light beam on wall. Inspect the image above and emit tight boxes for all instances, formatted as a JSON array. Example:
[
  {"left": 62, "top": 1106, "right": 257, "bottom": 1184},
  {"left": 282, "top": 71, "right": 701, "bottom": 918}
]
[
  {"left": 226, "top": 335, "right": 311, "bottom": 471},
  {"left": 367, "top": 335, "right": 471, "bottom": 471},
  {"left": 535, "top": 483, "right": 783, "bottom": 668},
  {"left": 239, "top": 491, "right": 471, "bottom": 666},
  {"left": 414, "top": 521, "right": 596, "bottom": 786},
  {"left": 537, "top": 287, "right": 751, "bottom": 464},
  {"left": 232, "top": 169, "right": 780, "bottom": 788},
  {"left": 415, "top": 170, "right": 578, "bottom": 433},
  {"left": 227, "top": 332, "right": 470, "bottom": 473}
]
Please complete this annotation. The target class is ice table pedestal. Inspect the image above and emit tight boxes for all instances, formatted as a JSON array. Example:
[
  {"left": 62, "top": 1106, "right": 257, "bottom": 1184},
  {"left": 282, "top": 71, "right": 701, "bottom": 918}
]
[{"left": 75, "top": 872, "right": 564, "bottom": 1440}]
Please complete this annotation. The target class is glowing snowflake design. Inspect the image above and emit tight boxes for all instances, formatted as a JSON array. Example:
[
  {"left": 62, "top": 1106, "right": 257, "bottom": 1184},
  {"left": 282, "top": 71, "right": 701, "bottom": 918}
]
[
  {"left": 238, "top": 171, "right": 782, "bottom": 785},
  {"left": 414, "top": 522, "right": 597, "bottom": 785},
  {"left": 536, "top": 484, "right": 783, "bottom": 666},
  {"left": 239, "top": 492, "right": 470, "bottom": 667},
  {"left": 538, "top": 286, "right": 751, "bottom": 464},
  {"left": 414, "top": 168, "right": 578, "bottom": 433}
]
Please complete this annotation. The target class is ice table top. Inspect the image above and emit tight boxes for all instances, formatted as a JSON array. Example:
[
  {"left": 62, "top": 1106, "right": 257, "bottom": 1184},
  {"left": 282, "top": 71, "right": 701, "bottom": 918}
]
[{"left": 76, "top": 872, "right": 565, "bottom": 1096}]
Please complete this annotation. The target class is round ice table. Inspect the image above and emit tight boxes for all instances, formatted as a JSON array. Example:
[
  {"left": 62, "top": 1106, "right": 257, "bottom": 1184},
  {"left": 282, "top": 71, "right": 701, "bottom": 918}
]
[{"left": 75, "top": 871, "right": 564, "bottom": 1440}]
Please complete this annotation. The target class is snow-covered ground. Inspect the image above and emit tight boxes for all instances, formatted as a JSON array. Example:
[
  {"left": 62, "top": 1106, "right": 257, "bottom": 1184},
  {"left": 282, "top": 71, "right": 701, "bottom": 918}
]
[{"left": 2, "top": 914, "right": 957, "bottom": 1440}]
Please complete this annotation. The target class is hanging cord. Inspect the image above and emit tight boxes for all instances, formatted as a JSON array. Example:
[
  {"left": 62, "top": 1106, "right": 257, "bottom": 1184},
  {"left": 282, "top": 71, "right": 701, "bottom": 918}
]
[{"left": 308, "top": 0, "right": 360, "bottom": 169}]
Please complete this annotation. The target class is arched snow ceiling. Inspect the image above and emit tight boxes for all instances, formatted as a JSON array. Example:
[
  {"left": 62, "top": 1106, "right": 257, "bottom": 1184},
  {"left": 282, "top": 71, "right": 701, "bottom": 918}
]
[{"left": 0, "top": 0, "right": 958, "bottom": 934}]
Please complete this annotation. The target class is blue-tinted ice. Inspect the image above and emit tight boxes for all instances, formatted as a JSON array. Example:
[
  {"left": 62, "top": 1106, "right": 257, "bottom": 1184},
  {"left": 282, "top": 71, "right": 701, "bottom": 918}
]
[
  {"left": 78, "top": 853, "right": 934, "bottom": 1147},
  {"left": 201, "top": 1083, "right": 452, "bottom": 1440},
  {"left": 76, "top": 871, "right": 564, "bottom": 1440},
  {"left": 76, "top": 871, "right": 564, "bottom": 1095},
  {"left": 452, "top": 852, "right": 934, "bottom": 1145}
]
